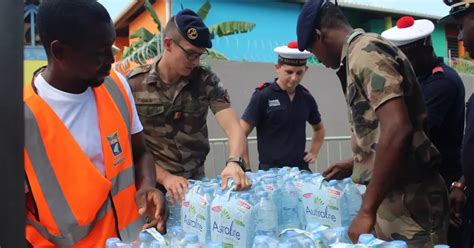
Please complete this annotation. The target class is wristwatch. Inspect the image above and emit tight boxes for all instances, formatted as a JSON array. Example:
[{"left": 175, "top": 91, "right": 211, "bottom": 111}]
[
  {"left": 451, "top": 181, "right": 467, "bottom": 193},
  {"left": 226, "top": 156, "right": 248, "bottom": 172}
]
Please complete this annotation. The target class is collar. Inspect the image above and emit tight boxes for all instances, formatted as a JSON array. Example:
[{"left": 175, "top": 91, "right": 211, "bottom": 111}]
[
  {"left": 146, "top": 57, "right": 191, "bottom": 89},
  {"left": 271, "top": 78, "right": 304, "bottom": 93},
  {"left": 339, "top": 29, "right": 365, "bottom": 65}
]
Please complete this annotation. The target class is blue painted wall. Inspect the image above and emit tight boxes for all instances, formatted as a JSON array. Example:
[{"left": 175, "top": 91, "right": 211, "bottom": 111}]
[
  {"left": 172, "top": 1, "right": 449, "bottom": 62},
  {"left": 173, "top": 0, "right": 302, "bottom": 63}
]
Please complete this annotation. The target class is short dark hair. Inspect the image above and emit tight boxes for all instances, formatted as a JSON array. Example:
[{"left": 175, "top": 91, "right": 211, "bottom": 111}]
[
  {"left": 163, "top": 16, "right": 183, "bottom": 42},
  {"left": 315, "top": 2, "right": 350, "bottom": 29},
  {"left": 37, "top": 0, "right": 112, "bottom": 55}
]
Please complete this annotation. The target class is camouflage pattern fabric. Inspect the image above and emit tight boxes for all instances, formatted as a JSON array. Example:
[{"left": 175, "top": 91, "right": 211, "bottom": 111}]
[
  {"left": 337, "top": 30, "right": 448, "bottom": 246},
  {"left": 339, "top": 29, "right": 441, "bottom": 185},
  {"left": 127, "top": 58, "right": 231, "bottom": 179},
  {"left": 375, "top": 172, "right": 448, "bottom": 247}
]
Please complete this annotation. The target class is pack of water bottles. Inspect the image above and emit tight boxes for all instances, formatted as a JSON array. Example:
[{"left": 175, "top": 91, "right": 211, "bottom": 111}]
[
  {"left": 105, "top": 167, "right": 450, "bottom": 247},
  {"left": 166, "top": 167, "right": 367, "bottom": 247}
]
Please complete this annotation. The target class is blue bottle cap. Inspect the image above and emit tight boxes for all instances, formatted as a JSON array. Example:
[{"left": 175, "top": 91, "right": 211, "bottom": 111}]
[
  {"left": 390, "top": 240, "right": 408, "bottom": 248},
  {"left": 342, "top": 178, "right": 352, "bottom": 184},
  {"left": 433, "top": 245, "right": 450, "bottom": 248},
  {"left": 358, "top": 233, "right": 375, "bottom": 244},
  {"left": 328, "top": 180, "right": 338, "bottom": 186},
  {"left": 206, "top": 241, "right": 223, "bottom": 248},
  {"left": 258, "top": 191, "right": 269, "bottom": 198}
]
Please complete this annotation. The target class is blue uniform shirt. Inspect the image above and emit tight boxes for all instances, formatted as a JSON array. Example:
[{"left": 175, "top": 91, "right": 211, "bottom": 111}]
[
  {"left": 419, "top": 58, "right": 465, "bottom": 187},
  {"left": 241, "top": 80, "right": 321, "bottom": 169}
]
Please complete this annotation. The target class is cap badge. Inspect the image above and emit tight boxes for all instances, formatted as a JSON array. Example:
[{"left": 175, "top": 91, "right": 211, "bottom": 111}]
[{"left": 187, "top": 28, "right": 198, "bottom": 40}]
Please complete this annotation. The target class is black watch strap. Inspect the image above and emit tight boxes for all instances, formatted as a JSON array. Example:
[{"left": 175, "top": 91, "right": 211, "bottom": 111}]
[{"left": 226, "top": 156, "right": 247, "bottom": 171}]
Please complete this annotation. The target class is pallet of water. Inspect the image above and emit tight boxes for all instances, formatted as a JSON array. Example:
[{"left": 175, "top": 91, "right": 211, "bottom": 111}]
[
  {"left": 168, "top": 167, "right": 367, "bottom": 247},
  {"left": 105, "top": 168, "right": 450, "bottom": 247}
]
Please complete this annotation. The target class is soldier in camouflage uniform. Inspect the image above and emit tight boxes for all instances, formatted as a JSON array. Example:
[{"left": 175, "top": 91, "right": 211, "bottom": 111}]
[
  {"left": 297, "top": 0, "right": 449, "bottom": 246},
  {"left": 127, "top": 9, "right": 251, "bottom": 205}
]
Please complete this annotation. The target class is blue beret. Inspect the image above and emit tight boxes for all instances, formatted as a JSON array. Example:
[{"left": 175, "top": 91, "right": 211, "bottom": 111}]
[
  {"left": 297, "top": 0, "right": 325, "bottom": 51},
  {"left": 174, "top": 9, "right": 212, "bottom": 48}
]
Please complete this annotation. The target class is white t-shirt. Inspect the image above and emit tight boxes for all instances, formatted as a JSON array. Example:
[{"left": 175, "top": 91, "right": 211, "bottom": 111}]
[{"left": 33, "top": 72, "right": 143, "bottom": 175}]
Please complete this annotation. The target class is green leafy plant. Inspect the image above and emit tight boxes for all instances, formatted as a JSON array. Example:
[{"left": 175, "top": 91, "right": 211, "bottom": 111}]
[{"left": 118, "top": 0, "right": 256, "bottom": 68}]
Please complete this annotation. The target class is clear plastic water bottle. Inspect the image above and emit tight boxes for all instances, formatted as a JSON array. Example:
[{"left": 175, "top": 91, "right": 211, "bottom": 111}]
[
  {"left": 133, "top": 232, "right": 154, "bottom": 248},
  {"left": 252, "top": 235, "right": 279, "bottom": 248},
  {"left": 342, "top": 178, "right": 362, "bottom": 220},
  {"left": 433, "top": 245, "right": 450, "bottom": 248},
  {"left": 166, "top": 192, "right": 181, "bottom": 228},
  {"left": 255, "top": 191, "right": 278, "bottom": 236},
  {"left": 387, "top": 240, "right": 408, "bottom": 248},
  {"left": 167, "top": 226, "right": 186, "bottom": 248},
  {"left": 106, "top": 237, "right": 121, "bottom": 248},
  {"left": 205, "top": 241, "right": 223, "bottom": 248},
  {"left": 115, "top": 243, "right": 133, "bottom": 248},
  {"left": 182, "top": 233, "right": 203, "bottom": 248},
  {"left": 279, "top": 180, "right": 301, "bottom": 230},
  {"left": 326, "top": 180, "right": 350, "bottom": 227},
  {"left": 277, "top": 241, "right": 301, "bottom": 248},
  {"left": 202, "top": 186, "right": 215, "bottom": 243},
  {"left": 357, "top": 233, "right": 386, "bottom": 247},
  {"left": 320, "top": 227, "right": 351, "bottom": 246},
  {"left": 150, "top": 240, "right": 161, "bottom": 248}
]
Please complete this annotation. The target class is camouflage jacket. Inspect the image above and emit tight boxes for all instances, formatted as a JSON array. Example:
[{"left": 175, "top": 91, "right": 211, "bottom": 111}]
[
  {"left": 127, "top": 58, "right": 231, "bottom": 176},
  {"left": 336, "top": 29, "right": 441, "bottom": 184}
]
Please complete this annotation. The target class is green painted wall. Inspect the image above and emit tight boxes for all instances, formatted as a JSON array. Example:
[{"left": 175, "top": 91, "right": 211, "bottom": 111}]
[{"left": 432, "top": 26, "right": 448, "bottom": 59}]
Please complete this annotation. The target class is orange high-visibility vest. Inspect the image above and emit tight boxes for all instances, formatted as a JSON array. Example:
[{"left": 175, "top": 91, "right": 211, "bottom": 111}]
[{"left": 24, "top": 71, "right": 145, "bottom": 247}]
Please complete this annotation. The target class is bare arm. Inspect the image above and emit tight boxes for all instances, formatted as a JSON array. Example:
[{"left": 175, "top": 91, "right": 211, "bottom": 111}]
[
  {"left": 239, "top": 119, "right": 254, "bottom": 170},
  {"left": 215, "top": 108, "right": 251, "bottom": 190},
  {"left": 304, "top": 122, "right": 325, "bottom": 163},
  {"left": 131, "top": 132, "right": 156, "bottom": 189},
  {"left": 131, "top": 132, "right": 167, "bottom": 232},
  {"left": 348, "top": 97, "right": 413, "bottom": 241}
]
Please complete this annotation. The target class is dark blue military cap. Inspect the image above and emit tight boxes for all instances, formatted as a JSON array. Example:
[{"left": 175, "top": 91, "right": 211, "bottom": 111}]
[
  {"left": 174, "top": 9, "right": 212, "bottom": 48},
  {"left": 296, "top": 0, "right": 326, "bottom": 51},
  {"left": 439, "top": 0, "right": 474, "bottom": 23}
]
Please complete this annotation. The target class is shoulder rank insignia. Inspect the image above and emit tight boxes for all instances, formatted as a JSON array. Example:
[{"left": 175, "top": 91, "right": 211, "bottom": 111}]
[
  {"left": 126, "top": 64, "right": 152, "bottom": 79},
  {"left": 432, "top": 66, "right": 444, "bottom": 75},
  {"left": 256, "top": 82, "right": 271, "bottom": 90}
]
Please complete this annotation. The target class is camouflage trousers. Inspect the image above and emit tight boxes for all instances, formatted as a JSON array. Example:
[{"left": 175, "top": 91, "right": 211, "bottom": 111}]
[{"left": 375, "top": 172, "right": 449, "bottom": 247}]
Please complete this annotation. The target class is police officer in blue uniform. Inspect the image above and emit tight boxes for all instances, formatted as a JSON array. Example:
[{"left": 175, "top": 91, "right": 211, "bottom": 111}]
[
  {"left": 382, "top": 15, "right": 466, "bottom": 247},
  {"left": 441, "top": 1, "right": 474, "bottom": 247},
  {"left": 240, "top": 41, "right": 325, "bottom": 171}
]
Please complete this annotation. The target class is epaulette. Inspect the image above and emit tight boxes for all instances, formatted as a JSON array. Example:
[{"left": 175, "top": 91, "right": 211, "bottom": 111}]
[
  {"left": 255, "top": 82, "right": 271, "bottom": 90},
  {"left": 432, "top": 66, "right": 444, "bottom": 75},
  {"left": 126, "top": 64, "right": 152, "bottom": 79}
]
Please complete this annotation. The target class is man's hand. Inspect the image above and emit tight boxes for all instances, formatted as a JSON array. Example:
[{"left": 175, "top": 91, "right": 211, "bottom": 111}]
[
  {"left": 162, "top": 174, "right": 188, "bottom": 207},
  {"left": 221, "top": 162, "right": 251, "bottom": 191},
  {"left": 348, "top": 209, "right": 376, "bottom": 243},
  {"left": 135, "top": 185, "right": 168, "bottom": 233},
  {"left": 322, "top": 158, "right": 354, "bottom": 180},
  {"left": 449, "top": 188, "right": 466, "bottom": 227},
  {"left": 304, "top": 152, "right": 317, "bottom": 164}
]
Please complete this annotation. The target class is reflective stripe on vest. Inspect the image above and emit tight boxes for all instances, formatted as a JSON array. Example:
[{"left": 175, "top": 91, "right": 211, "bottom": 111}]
[
  {"left": 103, "top": 76, "right": 131, "bottom": 134},
  {"left": 25, "top": 76, "right": 142, "bottom": 246}
]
